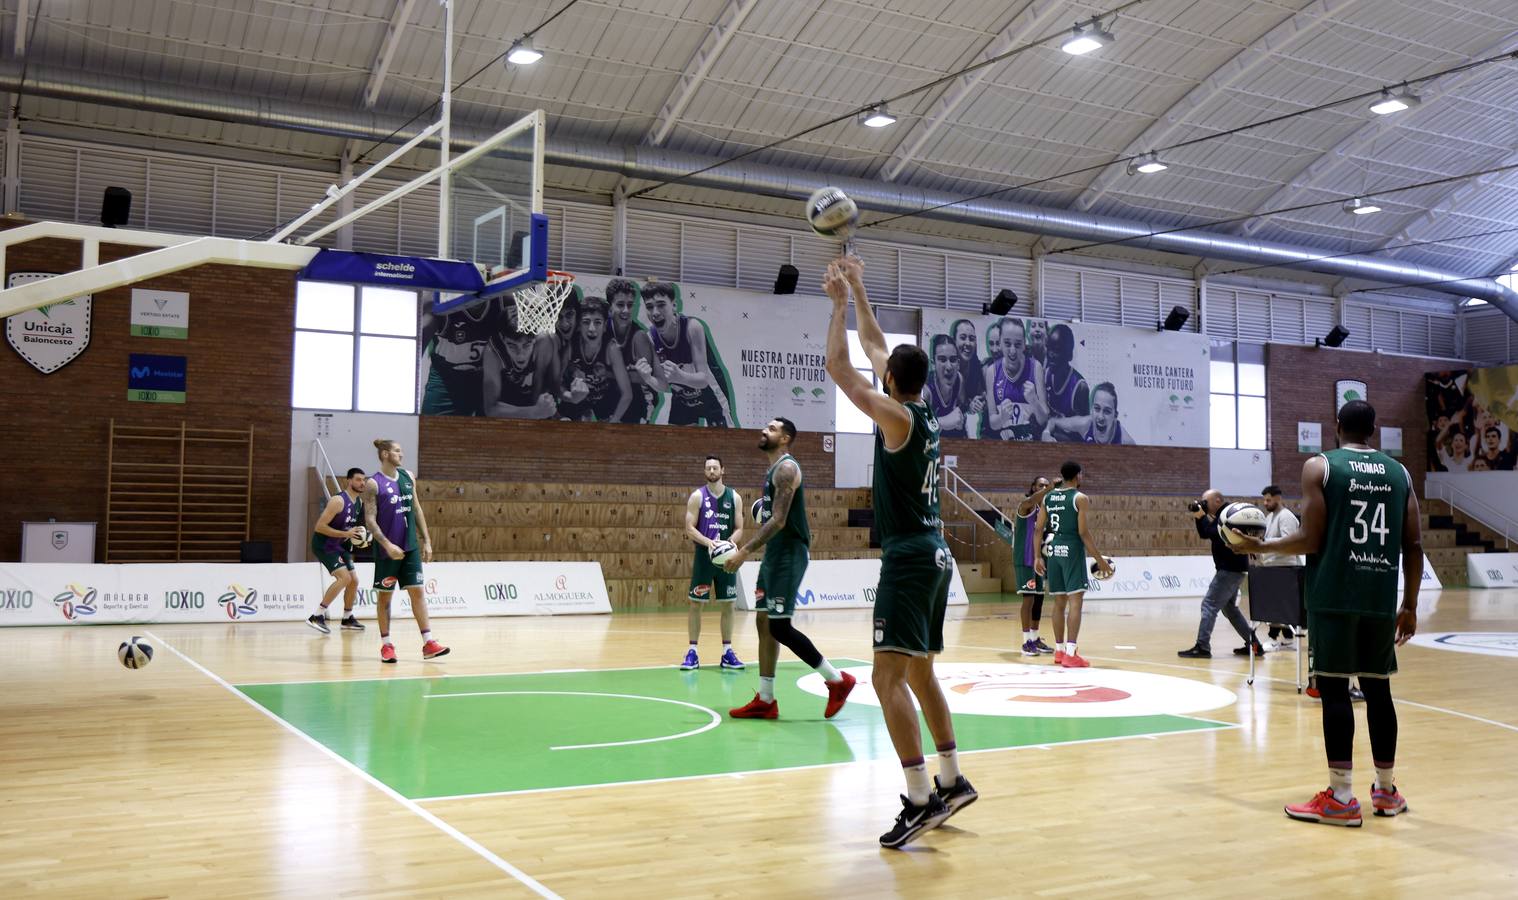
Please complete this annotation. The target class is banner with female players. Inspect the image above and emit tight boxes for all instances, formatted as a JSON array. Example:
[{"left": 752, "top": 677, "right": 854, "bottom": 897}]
[
  {"left": 918, "top": 311, "right": 1210, "bottom": 447},
  {"left": 418, "top": 277, "right": 834, "bottom": 431}
]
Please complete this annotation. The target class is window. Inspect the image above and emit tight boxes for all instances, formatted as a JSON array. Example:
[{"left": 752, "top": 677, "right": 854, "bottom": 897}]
[
  {"left": 293, "top": 282, "right": 419, "bottom": 412},
  {"left": 835, "top": 329, "right": 917, "bottom": 434},
  {"left": 1210, "top": 341, "right": 1267, "bottom": 450}
]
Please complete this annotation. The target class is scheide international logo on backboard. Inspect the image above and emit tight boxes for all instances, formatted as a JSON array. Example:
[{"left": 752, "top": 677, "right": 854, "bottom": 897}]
[
  {"left": 5, "top": 273, "right": 93, "bottom": 373},
  {"left": 798, "top": 663, "right": 1236, "bottom": 719}
]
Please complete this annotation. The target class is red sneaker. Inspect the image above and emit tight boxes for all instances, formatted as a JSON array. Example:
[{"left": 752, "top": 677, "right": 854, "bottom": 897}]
[
  {"left": 1053, "top": 650, "right": 1066, "bottom": 665},
  {"left": 824, "top": 671, "right": 856, "bottom": 719},
  {"left": 379, "top": 643, "right": 397, "bottom": 664},
  {"left": 1285, "top": 788, "right": 1362, "bottom": 827},
  {"left": 421, "top": 639, "right": 450, "bottom": 660},
  {"left": 1061, "top": 653, "right": 1090, "bottom": 668},
  {"left": 1305, "top": 685, "right": 1321, "bottom": 699},
  {"left": 1371, "top": 785, "right": 1407, "bottom": 817},
  {"left": 729, "top": 693, "right": 779, "bottom": 719}
]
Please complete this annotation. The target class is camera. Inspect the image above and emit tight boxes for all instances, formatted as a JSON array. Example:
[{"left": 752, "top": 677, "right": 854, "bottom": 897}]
[{"left": 1186, "top": 499, "right": 1203, "bottom": 513}]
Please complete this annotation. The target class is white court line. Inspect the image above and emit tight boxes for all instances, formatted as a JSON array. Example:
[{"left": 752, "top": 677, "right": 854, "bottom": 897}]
[
  {"left": 1394, "top": 698, "right": 1518, "bottom": 734},
  {"left": 414, "top": 721, "right": 1237, "bottom": 804},
  {"left": 144, "top": 630, "right": 563, "bottom": 900},
  {"left": 233, "top": 658, "right": 875, "bottom": 688},
  {"left": 425, "top": 690, "right": 722, "bottom": 750}
]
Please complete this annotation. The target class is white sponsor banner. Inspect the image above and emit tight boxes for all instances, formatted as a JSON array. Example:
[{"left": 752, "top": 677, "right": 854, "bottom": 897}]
[
  {"left": 735, "top": 557, "right": 969, "bottom": 611},
  {"left": 421, "top": 277, "right": 834, "bottom": 430},
  {"left": 1467, "top": 552, "right": 1518, "bottom": 588},
  {"left": 130, "top": 288, "right": 190, "bottom": 339},
  {"left": 920, "top": 311, "right": 1209, "bottom": 446},
  {"left": 1077, "top": 553, "right": 1441, "bottom": 599},
  {"left": 0, "top": 561, "right": 609, "bottom": 626},
  {"left": 6, "top": 273, "right": 92, "bottom": 373}
]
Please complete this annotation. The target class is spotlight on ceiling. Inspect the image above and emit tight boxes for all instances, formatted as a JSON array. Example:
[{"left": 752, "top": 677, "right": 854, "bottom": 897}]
[
  {"left": 1127, "top": 152, "right": 1168, "bottom": 175},
  {"left": 858, "top": 104, "right": 897, "bottom": 128},
  {"left": 1369, "top": 87, "right": 1419, "bottom": 116},
  {"left": 1160, "top": 305, "right": 1190, "bottom": 332},
  {"left": 1316, "top": 325, "right": 1351, "bottom": 348},
  {"left": 1061, "top": 20, "right": 1114, "bottom": 56},
  {"left": 506, "top": 40, "right": 543, "bottom": 66},
  {"left": 982, "top": 288, "right": 1018, "bottom": 317},
  {"left": 1343, "top": 198, "right": 1381, "bottom": 216}
]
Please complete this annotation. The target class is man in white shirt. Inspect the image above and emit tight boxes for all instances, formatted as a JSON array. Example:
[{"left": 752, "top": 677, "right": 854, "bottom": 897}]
[{"left": 1254, "top": 485, "right": 1304, "bottom": 649}]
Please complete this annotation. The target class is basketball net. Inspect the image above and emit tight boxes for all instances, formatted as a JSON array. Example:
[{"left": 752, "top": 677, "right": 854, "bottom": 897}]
[{"left": 513, "top": 271, "right": 575, "bottom": 336}]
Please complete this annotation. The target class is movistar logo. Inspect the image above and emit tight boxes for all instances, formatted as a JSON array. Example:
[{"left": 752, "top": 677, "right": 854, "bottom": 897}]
[{"left": 131, "top": 365, "right": 150, "bottom": 378}]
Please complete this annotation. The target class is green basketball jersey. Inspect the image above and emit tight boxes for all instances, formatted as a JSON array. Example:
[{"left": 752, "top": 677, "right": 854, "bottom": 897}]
[
  {"left": 1042, "top": 487, "right": 1083, "bottom": 547},
  {"left": 760, "top": 453, "right": 809, "bottom": 549},
  {"left": 871, "top": 400, "right": 943, "bottom": 546},
  {"left": 1307, "top": 447, "right": 1410, "bottom": 617}
]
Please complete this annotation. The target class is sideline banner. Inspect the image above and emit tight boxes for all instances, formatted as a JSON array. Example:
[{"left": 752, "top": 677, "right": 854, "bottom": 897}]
[
  {"left": 735, "top": 558, "right": 970, "bottom": 612},
  {"left": 0, "top": 561, "right": 610, "bottom": 626},
  {"left": 1083, "top": 554, "right": 1441, "bottom": 599},
  {"left": 1467, "top": 552, "right": 1518, "bottom": 588},
  {"left": 919, "top": 310, "right": 1209, "bottom": 446},
  {"left": 419, "top": 277, "right": 833, "bottom": 430}
]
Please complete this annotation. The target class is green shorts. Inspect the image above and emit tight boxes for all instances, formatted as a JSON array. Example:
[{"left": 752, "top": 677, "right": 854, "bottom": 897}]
[
  {"left": 1013, "top": 564, "right": 1044, "bottom": 596},
  {"left": 754, "top": 541, "right": 808, "bottom": 619},
  {"left": 689, "top": 548, "right": 738, "bottom": 602},
  {"left": 1308, "top": 610, "right": 1397, "bottom": 679},
  {"left": 374, "top": 548, "right": 424, "bottom": 591},
  {"left": 873, "top": 534, "right": 952, "bottom": 656},
  {"left": 313, "top": 546, "right": 354, "bottom": 574},
  {"left": 1043, "top": 540, "right": 1088, "bottom": 595}
]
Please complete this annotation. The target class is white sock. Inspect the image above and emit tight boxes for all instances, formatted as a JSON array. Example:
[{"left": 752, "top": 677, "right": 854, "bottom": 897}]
[
  {"left": 904, "top": 761, "right": 932, "bottom": 806},
  {"left": 1024, "top": 630, "right": 1034, "bottom": 643},
  {"left": 815, "top": 659, "right": 841, "bottom": 682},
  {"left": 759, "top": 676, "right": 775, "bottom": 702},
  {"left": 1066, "top": 641, "right": 1078, "bottom": 657},
  {"left": 421, "top": 630, "right": 433, "bottom": 643},
  {"left": 1329, "top": 767, "right": 1353, "bottom": 803},
  {"left": 381, "top": 635, "right": 394, "bottom": 647},
  {"left": 318, "top": 601, "right": 331, "bottom": 611},
  {"left": 1375, "top": 765, "right": 1395, "bottom": 792},
  {"left": 937, "top": 745, "right": 960, "bottom": 784}
]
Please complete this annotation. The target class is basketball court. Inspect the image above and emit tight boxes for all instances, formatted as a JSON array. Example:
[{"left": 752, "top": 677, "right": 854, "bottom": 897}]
[
  {"left": 3, "top": 0, "right": 1518, "bottom": 897},
  {"left": 7, "top": 592, "right": 1517, "bottom": 897}
]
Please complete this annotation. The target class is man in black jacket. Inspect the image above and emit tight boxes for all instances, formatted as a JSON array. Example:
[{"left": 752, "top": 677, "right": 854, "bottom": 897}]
[{"left": 1178, "top": 490, "right": 1263, "bottom": 659}]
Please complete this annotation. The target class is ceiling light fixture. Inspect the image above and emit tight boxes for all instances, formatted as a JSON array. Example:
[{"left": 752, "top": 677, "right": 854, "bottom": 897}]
[
  {"left": 1343, "top": 198, "right": 1381, "bottom": 215},
  {"left": 1061, "top": 19, "right": 1114, "bottom": 56},
  {"left": 858, "top": 104, "right": 897, "bottom": 128},
  {"left": 506, "top": 40, "right": 543, "bottom": 66},
  {"left": 1369, "top": 87, "right": 1419, "bottom": 115},
  {"left": 1127, "top": 152, "right": 1167, "bottom": 175}
]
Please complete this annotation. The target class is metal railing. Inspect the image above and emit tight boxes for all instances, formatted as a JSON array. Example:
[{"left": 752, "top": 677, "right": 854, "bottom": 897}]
[
  {"left": 311, "top": 438, "right": 341, "bottom": 503},
  {"left": 941, "top": 467, "right": 1015, "bottom": 562},
  {"left": 1426, "top": 480, "right": 1517, "bottom": 549}
]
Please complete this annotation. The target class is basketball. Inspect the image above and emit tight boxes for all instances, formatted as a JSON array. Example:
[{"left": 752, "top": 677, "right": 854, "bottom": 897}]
[
  {"left": 751, "top": 497, "right": 767, "bottom": 525},
  {"left": 1219, "top": 501, "right": 1268, "bottom": 548},
  {"left": 1090, "top": 557, "right": 1116, "bottom": 580},
  {"left": 805, "top": 186, "right": 859, "bottom": 239},
  {"left": 351, "top": 526, "right": 371, "bottom": 549},
  {"left": 118, "top": 636, "right": 153, "bottom": 669},
  {"left": 709, "top": 540, "right": 738, "bottom": 566}
]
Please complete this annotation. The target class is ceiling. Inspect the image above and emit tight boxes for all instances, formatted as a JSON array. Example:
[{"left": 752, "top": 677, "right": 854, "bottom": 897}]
[{"left": 6, "top": 0, "right": 1518, "bottom": 283}]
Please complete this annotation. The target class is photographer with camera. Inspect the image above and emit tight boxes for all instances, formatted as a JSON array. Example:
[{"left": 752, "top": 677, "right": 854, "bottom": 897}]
[{"left": 1177, "top": 489, "right": 1263, "bottom": 659}]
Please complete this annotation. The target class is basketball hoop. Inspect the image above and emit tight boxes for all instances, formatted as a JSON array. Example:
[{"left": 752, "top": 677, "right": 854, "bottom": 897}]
[{"left": 513, "top": 271, "right": 575, "bottom": 336}]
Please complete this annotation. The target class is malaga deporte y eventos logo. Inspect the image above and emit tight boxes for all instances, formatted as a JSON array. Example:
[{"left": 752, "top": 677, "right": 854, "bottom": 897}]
[
  {"left": 52, "top": 583, "right": 98, "bottom": 620},
  {"left": 219, "top": 584, "right": 260, "bottom": 619}
]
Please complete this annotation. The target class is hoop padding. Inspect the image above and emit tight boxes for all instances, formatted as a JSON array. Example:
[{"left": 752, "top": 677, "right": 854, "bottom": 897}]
[{"left": 514, "top": 272, "right": 575, "bottom": 336}]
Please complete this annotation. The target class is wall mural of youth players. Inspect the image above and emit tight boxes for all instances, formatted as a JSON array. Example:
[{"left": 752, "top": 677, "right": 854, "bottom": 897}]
[
  {"left": 644, "top": 281, "right": 739, "bottom": 427},
  {"left": 605, "top": 278, "right": 662, "bottom": 424},
  {"left": 925, "top": 334, "right": 976, "bottom": 438},
  {"left": 1026, "top": 318, "right": 1049, "bottom": 366},
  {"left": 948, "top": 319, "right": 988, "bottom": 437},
  {"left": 1426, "top": 366, "right": 1518, "bottom": 472},
  {"left": 558, "top": 296, "right": 632, "bottom": 422},
  {"left": 983, "top": 316, "right": 1048, "bottom": 440},
  {"left": 420, "top": 297, "right": 500, "bottom": 416},
  {"left": 482, "top": 294, "right": 558, "bottom": 420},
  {"left": 1042, "top": 323, "right": 1091, "bottom": 429},
  {"left": 1048, "top": 382, "right": 1134, "bottom": 444}
]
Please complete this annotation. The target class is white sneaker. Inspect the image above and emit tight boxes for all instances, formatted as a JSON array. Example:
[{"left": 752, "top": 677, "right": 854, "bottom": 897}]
[{"left": 1274, "top": 636, "right": 1296, "bottom": 650}]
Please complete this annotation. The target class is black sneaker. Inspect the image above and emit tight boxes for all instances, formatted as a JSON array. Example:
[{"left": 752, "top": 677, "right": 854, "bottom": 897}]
[
  {"left": 1233, "top": 642, "right": 1265, "bottom": 657},
  {"left": 934, "top": 775, "right": 979, "bottom": 822},
  {"left": 1349, "top": 687, "right": 1365, "bottom": 702},
  {"left": 306, "top": 613, "right": 330, "bottom": 635},
  {"left": 1177, "top": 645, "right": 1211, "bottom": 659},
  {"left": 340, "top": 615, "right": 365, "bottom": 631},
  {"left": 879, "top": 793, "right": 951, "bottom": 849}
]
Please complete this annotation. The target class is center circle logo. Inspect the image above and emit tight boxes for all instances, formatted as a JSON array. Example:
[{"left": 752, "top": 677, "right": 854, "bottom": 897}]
[{"left": 797, "top": 662, "right": 1236, "bottom": 718}]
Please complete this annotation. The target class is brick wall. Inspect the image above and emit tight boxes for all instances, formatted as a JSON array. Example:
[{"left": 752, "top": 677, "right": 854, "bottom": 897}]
[
  {"left": 0, "top": 234, "right": 295, "bottom": 561},
  {"left": 937, "top": 438, "right": 1208, "bottom": 496},
  {"left": 1267, "top": 344, "right": 1461, "bottom": 497}
]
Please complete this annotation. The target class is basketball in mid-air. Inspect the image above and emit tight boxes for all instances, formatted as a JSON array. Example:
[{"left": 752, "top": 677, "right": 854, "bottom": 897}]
[
  {"left": 118, "top": 636, "right": 154, "bottom": 669},
  {"left": 751, "top": 498, "right": 767, "bottom": 525},
  {"left": 709, "top": 540, "right": 738, "bottom": 566},
  {"left": 805, "top": 187, "right": 859, "bottom": 239},
  {"left": 1219, "top": 502, "right": 1268, "bottom": 548}
]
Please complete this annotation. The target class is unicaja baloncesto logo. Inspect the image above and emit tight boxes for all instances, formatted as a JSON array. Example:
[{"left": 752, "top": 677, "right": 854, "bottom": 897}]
[
  {"left": 219, "top": 584, "right": 259, "bottom": 619},
  {"left": 52, "top": 584, "right": 98, "bottom": 620}
]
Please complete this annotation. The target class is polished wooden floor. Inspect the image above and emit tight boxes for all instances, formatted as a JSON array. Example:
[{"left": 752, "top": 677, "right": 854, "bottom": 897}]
[{"left": 5, "top": 589, "right": 1517, "bottom": 899}]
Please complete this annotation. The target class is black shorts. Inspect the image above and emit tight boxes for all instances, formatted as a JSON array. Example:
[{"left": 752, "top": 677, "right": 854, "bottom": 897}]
[{"left": 669, "top": 389, "right": 728, "bottom": 427}]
